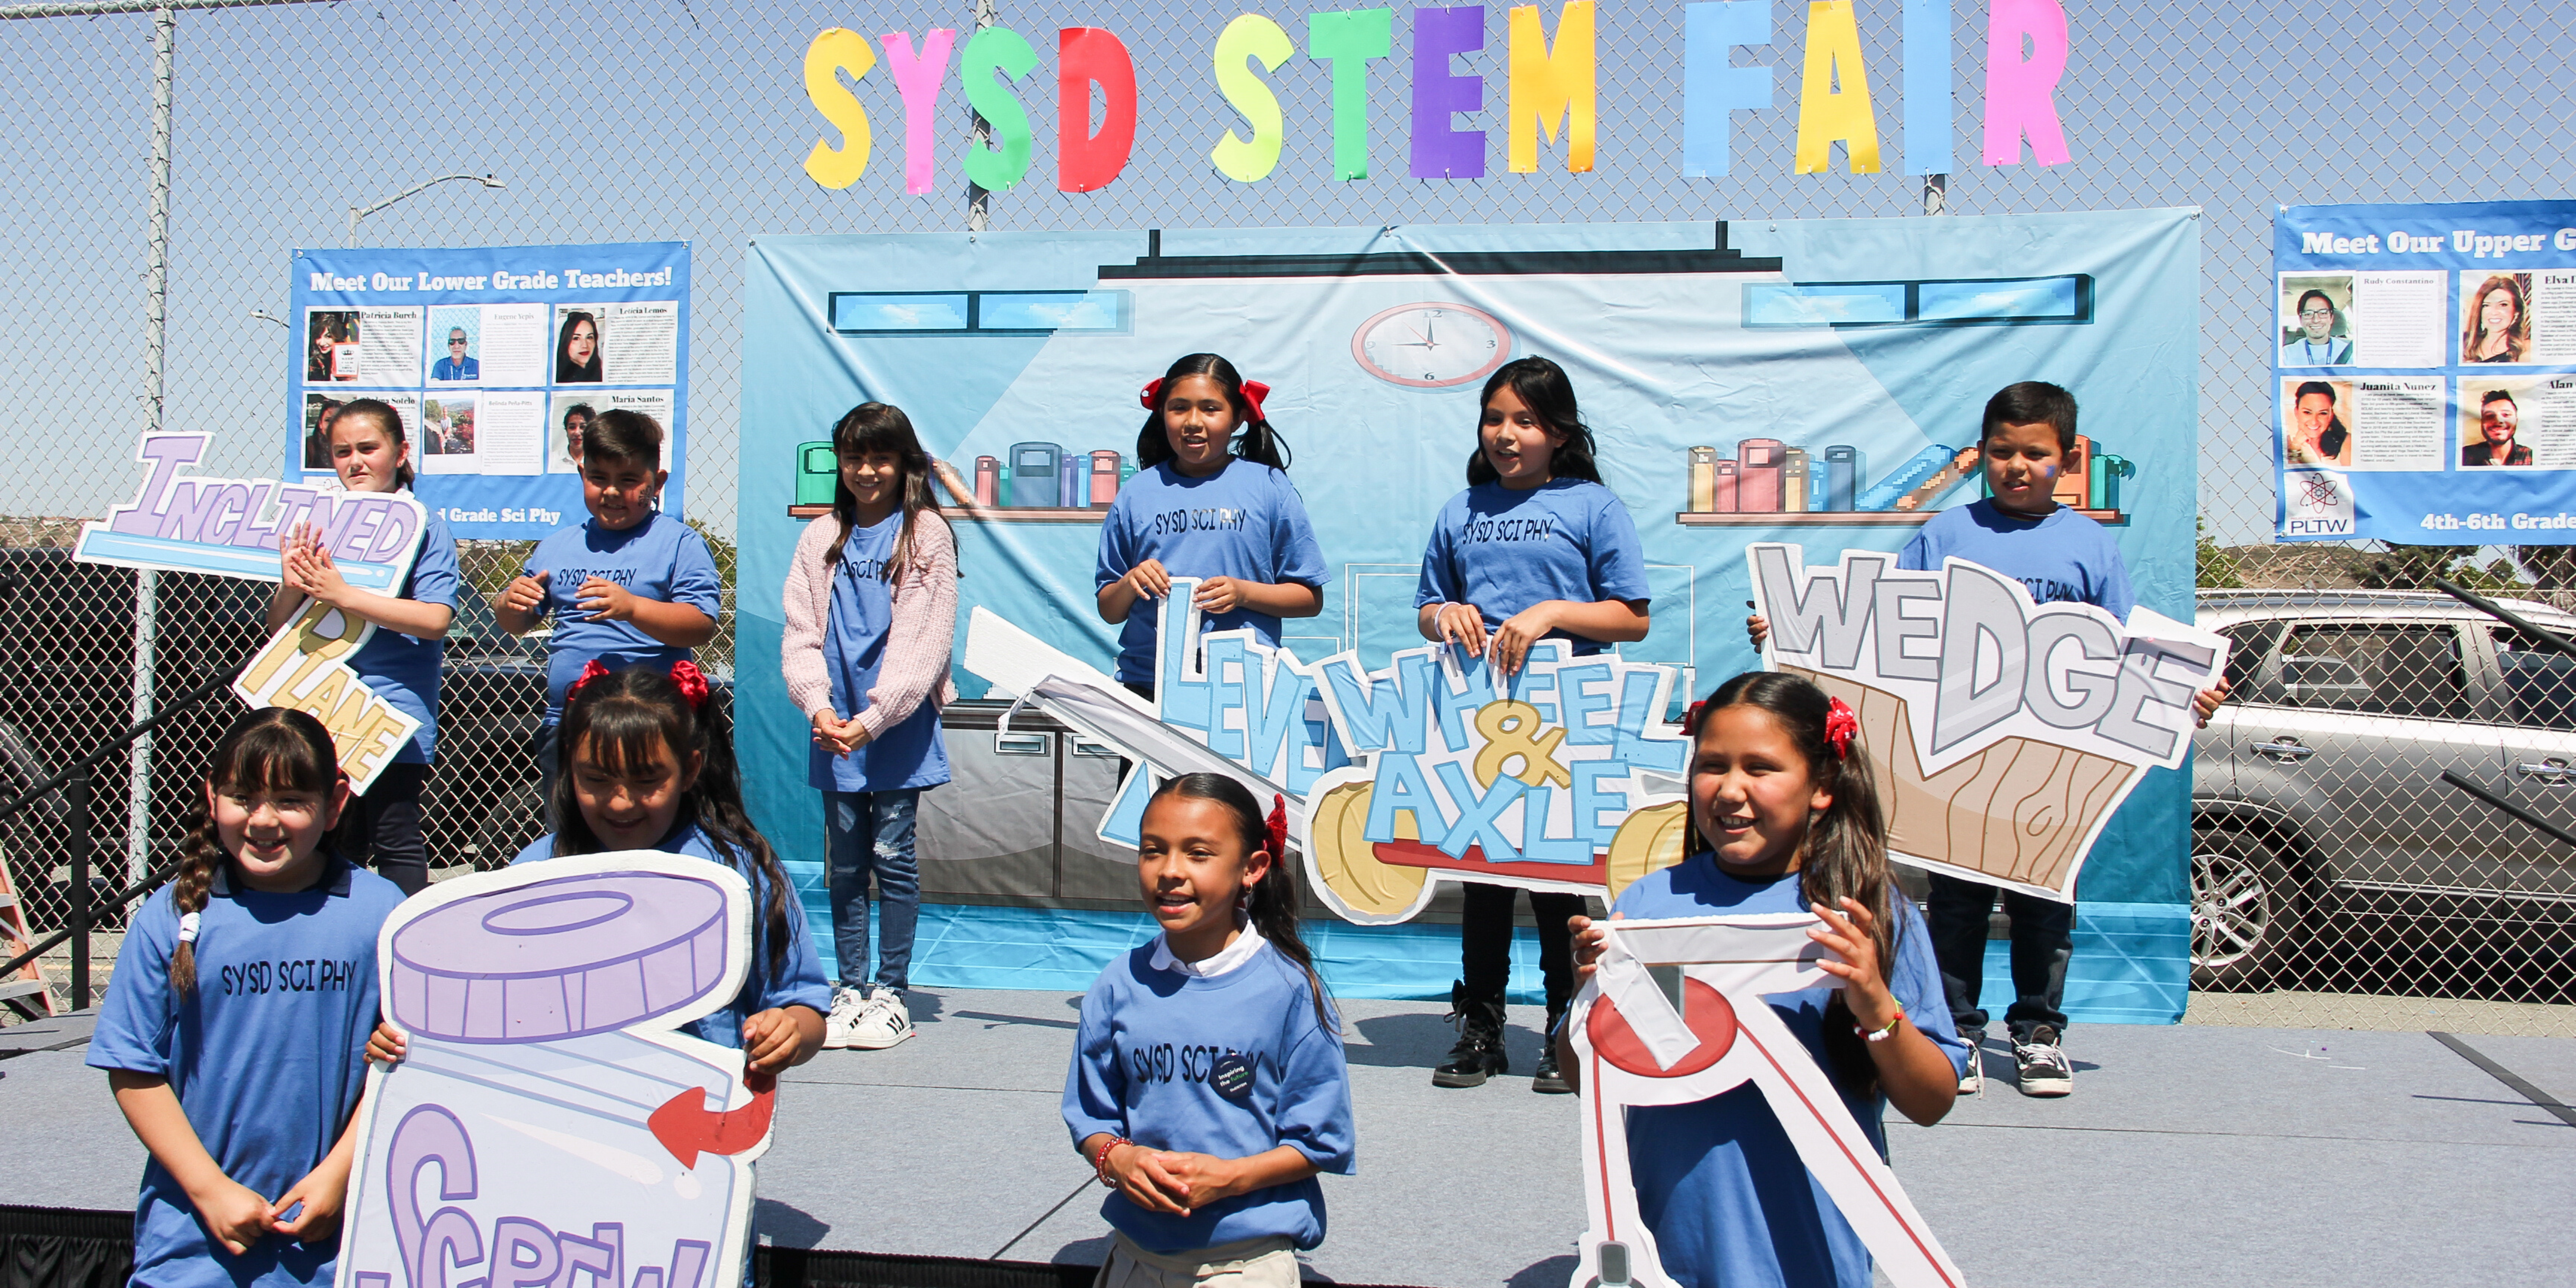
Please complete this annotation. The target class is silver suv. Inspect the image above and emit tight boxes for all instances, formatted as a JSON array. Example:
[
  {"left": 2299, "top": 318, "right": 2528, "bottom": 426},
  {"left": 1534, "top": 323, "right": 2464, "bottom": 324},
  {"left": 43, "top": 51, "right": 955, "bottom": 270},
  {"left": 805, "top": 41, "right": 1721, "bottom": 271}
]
[{"left": 2191, "top": 590, "right": 2576, "bottom": 990}]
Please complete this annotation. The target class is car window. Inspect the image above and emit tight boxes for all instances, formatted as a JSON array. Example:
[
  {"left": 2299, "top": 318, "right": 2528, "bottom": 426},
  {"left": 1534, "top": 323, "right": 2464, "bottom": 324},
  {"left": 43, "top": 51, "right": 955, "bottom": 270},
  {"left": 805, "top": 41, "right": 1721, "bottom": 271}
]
[
  {"left": 2491, "top": 626, "right": 2576, "bottom": 730},
  {"left": 2277, "top": 624, "right": 2466, "bottom": 719},
  {"left": 2217, "top": 621, "right": 2278, "bottom": 693}
]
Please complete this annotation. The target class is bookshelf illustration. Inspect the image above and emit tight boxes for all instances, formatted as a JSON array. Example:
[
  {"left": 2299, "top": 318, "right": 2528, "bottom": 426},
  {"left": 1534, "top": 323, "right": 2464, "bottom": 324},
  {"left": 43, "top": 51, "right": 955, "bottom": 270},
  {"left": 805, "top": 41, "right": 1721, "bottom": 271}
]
[
  {"left": 1672, "top": 438, "right": 2130, "bottom": 527},
  {"left": 787, "top": 443, "right": 1129, "bottom": 522}
]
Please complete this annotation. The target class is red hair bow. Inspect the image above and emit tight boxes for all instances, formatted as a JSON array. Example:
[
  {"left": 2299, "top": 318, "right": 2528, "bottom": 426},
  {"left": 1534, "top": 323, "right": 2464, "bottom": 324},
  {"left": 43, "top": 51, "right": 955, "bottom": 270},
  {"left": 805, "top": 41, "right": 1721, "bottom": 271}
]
[
  {"left": 669, "top": 660, "right": 711, "bottom": 712},
  {"left": 1823, "top": 696, "right": 1859, "bottom": 760},
  {"left": 567, "top": 658, "right": 710, "bottom": 713},
  {"left": 1139, "top": 376, "right": 1272, "bottom": 425},
  {"left": 568, "top": 659, "right": 612, "bottom": 700},
  {"left": 1265, "top": 793, "right": 1289, "bottom": 861}
]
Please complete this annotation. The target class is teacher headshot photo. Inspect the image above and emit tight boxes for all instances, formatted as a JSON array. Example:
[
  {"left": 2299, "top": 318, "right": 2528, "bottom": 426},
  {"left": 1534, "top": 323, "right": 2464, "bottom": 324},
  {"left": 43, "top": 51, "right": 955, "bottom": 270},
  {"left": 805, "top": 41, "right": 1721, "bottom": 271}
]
[
  {"left": 555, "top": 310, "right": 603, "bottom": 383},
  {"left": 2285, "top": 380, "right": 2353, "bottom": 467},
  {"left": 2462, "top": 389, "right": 2532, "bottom": 467},
  {"left": 431, "top": 326, "right": 480, "bottom": 381},
  {"left": 2279, "top": 288, "right": 2354, "bottom": 366},
  {"left": 2462, "top": 274, "right": 2530, "bottom": 364}
]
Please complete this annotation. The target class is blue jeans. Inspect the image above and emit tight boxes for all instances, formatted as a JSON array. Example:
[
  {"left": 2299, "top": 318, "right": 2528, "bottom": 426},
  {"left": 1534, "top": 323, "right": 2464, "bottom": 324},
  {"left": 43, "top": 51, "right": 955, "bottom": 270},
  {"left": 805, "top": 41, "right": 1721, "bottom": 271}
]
[
  {"left": 1926, "top": 872, "right": 2071, "bottom": 1043},
  {"left": 825, "top": 789, "right": 921, "bottom": 993}
]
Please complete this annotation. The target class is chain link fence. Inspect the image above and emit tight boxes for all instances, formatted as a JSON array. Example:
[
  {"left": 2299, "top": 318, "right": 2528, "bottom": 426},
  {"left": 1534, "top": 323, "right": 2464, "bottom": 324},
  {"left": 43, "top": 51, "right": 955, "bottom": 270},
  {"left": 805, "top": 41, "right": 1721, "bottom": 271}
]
[{"left": 2, "top": 0, "right": 2571, "bottom": 1029}]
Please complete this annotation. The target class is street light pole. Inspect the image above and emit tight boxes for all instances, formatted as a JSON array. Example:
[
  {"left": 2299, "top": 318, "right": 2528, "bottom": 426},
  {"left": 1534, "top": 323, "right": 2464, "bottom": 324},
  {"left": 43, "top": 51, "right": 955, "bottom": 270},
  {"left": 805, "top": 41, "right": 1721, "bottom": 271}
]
[{"left": 347, "top": 173, "right": 505, "bottom": 241}]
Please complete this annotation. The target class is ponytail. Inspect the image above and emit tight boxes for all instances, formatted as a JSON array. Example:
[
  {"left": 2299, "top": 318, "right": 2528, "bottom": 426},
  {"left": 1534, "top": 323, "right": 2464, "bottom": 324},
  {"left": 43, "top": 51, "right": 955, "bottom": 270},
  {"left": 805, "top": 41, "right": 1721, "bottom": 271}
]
[
  {"left": 1686, "top": 672, "right": 1894, "bottom": 1096},
  {"left": 1150, "top": 773, "right": 1332, "bottom": 1027}
]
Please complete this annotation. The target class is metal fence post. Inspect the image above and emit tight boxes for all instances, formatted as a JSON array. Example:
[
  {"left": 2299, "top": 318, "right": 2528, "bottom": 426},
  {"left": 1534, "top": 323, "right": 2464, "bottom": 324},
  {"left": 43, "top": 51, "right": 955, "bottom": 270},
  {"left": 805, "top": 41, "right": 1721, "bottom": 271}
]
[{"left": 67, "top": 768, "right": 91, "bottom": 1011}]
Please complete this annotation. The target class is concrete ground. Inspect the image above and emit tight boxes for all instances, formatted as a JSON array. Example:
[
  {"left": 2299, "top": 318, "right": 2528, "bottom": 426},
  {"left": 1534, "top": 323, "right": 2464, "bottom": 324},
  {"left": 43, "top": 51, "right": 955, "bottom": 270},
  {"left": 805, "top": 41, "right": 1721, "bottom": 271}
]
[{"left": 5, "top": 990, "right": 2571, "bottom": 1287}]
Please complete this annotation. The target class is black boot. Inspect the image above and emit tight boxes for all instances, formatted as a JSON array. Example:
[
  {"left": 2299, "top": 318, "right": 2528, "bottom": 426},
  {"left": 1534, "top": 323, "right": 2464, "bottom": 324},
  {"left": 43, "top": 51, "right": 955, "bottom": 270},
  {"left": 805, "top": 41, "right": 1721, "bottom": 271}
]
[
  {"left": 1433, "top": 981, "right": 1509, "bottom": 1088},
  {"left": 1531, "top": 998, "right": 1573, "bottom": 1094}
]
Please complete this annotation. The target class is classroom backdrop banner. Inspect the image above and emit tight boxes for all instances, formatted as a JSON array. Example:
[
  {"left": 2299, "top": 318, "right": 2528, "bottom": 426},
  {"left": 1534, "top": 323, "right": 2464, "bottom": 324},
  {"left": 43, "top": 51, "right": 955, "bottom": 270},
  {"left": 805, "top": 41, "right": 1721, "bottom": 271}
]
[
  {"left": 738, "top": 212, "right": 2201, "bottom": 1015},
  {"left": 2272, "top": 201, "right": 2576, "bottom": 543},
  {"left": 287, "top": 242, "right": 692, "bottom": 540}
]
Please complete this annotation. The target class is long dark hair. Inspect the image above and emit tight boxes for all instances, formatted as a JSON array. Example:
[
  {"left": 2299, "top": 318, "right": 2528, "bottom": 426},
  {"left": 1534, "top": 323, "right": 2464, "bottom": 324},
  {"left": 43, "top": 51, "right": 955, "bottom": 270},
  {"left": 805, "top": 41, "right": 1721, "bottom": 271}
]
[
  {"left": 169, "top": 707, "right": 342, "bottom": 997},
  {"left": 547, "top": 666, "right": 796, "bottom": 979},
  {"left": 332, "top": 397, "right": 416, "bottom": 490},
  {"left": 2292, "top": 380, "right": 2350, "bottom": 460},
  {"left": 1147, "top": 773, "right": 1331, "bottom": 1026},
  {"left": 825, "top": 402, "right": 948, "bottom": 581},
  {"left": 1135, "top": 353, "right": 1291, "bottom": 473},
  {"left": 1466, "top": 356, "right": 1601, "bottom": 485},
  {"left": 1686, "top": 671, "right": 1894, "bottom": 1095},
  {"left": 556, "top": 310, "right": 603, "bottom": 382}
]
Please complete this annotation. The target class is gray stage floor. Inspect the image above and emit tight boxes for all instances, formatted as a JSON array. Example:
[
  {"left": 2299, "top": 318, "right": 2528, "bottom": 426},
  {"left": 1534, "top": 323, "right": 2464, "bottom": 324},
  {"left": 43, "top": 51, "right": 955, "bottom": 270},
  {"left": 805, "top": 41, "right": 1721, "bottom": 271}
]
[{"left": 6, "top": 992, "right": 2573, "bottom": 1287}]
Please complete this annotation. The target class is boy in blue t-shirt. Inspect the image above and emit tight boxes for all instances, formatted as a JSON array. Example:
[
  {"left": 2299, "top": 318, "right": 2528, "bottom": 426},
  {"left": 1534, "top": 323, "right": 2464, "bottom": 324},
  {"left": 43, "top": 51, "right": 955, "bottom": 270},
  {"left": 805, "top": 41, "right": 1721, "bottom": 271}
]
[
  {"left": 1749, "top": 382, "right": 2224, "bottom": 1099},
  {"left": 494, "top": 409, "right": 722, "bottom": 805}
]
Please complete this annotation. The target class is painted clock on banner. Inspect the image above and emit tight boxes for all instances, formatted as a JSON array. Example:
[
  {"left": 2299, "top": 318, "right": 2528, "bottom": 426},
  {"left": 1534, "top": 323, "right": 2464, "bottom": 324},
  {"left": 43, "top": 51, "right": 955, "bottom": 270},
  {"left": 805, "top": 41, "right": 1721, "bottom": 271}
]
[{"left": 1351, "top": 302, "right": 1512, "bottom": 388}]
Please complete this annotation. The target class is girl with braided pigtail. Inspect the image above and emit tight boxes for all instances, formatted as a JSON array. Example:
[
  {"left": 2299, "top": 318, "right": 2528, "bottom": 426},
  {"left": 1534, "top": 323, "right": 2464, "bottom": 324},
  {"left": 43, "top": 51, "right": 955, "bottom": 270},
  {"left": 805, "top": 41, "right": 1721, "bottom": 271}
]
[{"left": 88, "top": 707, "right": 407, "bottom": 1287}]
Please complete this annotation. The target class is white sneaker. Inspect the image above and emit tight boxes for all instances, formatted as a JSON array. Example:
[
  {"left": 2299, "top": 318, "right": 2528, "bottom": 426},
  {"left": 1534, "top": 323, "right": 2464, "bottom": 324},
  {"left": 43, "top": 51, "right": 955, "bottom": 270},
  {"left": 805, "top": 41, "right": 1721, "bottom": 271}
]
[
  {"left": 821, "top": 986, "right": 871, "bottom": 1049},
  {"left": 843, "top": 991, "right": 915, "bottom": 1050},
  {"left": 1958, "top": 1027, "right": 1985, "bottom": 1095}
]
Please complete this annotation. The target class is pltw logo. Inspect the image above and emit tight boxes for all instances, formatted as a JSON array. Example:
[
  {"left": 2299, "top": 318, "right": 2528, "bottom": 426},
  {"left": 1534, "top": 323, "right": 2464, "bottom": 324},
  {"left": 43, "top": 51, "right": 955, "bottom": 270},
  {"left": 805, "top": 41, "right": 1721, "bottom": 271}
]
[{"left": 2283, "top": 470, "right": 2354, "bottom": 537}]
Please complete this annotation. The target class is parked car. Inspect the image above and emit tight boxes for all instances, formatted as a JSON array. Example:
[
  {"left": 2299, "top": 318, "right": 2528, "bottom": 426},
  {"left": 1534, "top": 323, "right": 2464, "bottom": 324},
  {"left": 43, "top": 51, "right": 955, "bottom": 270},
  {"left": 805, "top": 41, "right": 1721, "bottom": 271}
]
[{"left": 2191, "top": 589, "right": 2576, "bottom": 993}]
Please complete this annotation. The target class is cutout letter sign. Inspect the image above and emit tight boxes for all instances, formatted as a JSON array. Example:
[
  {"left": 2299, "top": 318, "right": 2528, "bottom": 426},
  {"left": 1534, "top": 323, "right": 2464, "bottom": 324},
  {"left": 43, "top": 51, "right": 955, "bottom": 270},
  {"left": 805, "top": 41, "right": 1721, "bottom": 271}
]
[
  {"left": 962, "top": 579, "right": 1695, "bottom": 924},
  {"left": 78, "top": 430, "right": 429, "bottom": 792},
  {"left": 1750, "top": 543, "right": 2225, "bottom": 900},
  {"left": 1569, "top": 913, "right": 1964, "bottom": 1288},
  {"left": 338, "top": 855, "right": 771, "bottom": 1288}
]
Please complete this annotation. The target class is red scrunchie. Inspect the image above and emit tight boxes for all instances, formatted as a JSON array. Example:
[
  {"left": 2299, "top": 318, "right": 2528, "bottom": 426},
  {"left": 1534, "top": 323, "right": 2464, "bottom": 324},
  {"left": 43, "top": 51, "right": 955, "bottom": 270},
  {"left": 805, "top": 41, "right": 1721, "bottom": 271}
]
[
  {"left": 567, "top": 658, "right": 613, "bottom": 700},
  {"left": 669, "top": 660, "right": 711, "bottom": 712},
  {"left": 1823, "top": 696, "right": 1859, "bottom": 760},
  {"left": 1265, "top": 793, "right": 1290, "bottom": 862},
  {"left": 1140, "top": 376, "right": 1272, "bottom": 425},
  {"left": 567, "top": 658, "right": 710, "bottom": 713}
]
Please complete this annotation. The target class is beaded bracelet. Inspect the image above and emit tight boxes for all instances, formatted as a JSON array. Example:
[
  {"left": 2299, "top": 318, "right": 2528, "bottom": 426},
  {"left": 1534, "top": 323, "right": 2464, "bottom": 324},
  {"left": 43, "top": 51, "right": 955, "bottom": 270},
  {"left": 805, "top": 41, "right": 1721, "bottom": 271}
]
[
  {"left": 1093, "top": 1136, "right": 1133, "bottom": 1188},
  {"left": 1856, "top": 1003, "right": 1906, "bottom": 1044}
]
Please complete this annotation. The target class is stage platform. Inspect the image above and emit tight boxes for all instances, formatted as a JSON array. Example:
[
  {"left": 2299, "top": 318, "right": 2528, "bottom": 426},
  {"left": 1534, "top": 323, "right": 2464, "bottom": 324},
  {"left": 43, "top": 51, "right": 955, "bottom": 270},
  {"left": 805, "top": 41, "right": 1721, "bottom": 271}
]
[{"left": 5, "top": 991, "right": 2574, "bottom": 1287}]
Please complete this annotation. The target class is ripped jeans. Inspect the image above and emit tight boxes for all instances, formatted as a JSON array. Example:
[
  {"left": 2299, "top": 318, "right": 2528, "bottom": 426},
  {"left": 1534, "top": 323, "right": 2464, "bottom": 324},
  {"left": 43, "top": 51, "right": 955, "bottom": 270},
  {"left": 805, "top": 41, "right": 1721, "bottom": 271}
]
[{"left": 824, "top": 789, "right": 921, "bottom": 994}]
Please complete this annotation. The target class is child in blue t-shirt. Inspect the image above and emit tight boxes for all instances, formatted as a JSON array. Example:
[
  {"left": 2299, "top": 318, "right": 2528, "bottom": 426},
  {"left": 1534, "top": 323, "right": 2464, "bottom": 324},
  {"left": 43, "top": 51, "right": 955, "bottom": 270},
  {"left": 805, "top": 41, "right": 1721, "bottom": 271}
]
[
  {"left": 264, "top": 398, "right": 458, "bottom": 895},
  {"left": 495, "top": 408, "right": 723, "bottom": 812},
  {"left": 1065, "top": 773, "right": 1355, "bottom": 1287},
  {"left": 1745, "top": 381, "right": 2225, "bottom": 1098},
  {"left": 781, "top": 402, "right": 958, "bottom": 1051},
  {"left": 1563, "top": 672, "right": 1968, "bottom": 1288},
  {"left": 90, "top": 707, "right": 407, "bottom": 1288},
  {"left": 1412, "top": 356, "right": 1651, "bottom": 1096},
  {"left": 1096, "top": 353, "right": 1327, "bottom": 695}
]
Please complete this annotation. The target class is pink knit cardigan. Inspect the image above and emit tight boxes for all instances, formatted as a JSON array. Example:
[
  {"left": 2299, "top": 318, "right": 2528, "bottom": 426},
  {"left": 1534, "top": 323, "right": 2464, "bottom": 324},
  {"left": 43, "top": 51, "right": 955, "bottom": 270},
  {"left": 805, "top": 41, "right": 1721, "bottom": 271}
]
[{"left": 780, "top": 508, "right": 959, "bottom": 739}]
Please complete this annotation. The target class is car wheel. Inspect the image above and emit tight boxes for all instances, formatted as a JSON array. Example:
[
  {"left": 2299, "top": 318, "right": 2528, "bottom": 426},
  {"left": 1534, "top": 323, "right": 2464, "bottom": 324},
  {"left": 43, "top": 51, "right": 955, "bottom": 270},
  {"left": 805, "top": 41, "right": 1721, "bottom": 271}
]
[{"left": 2190, "top": 823, "right": 2306, "bottom": 991}]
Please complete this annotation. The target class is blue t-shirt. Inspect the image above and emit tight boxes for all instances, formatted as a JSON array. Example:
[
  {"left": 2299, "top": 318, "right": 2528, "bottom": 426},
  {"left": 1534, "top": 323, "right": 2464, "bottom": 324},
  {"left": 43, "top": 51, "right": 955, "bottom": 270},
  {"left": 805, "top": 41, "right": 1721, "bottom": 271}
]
[
  {"left": 1094, "top": 459, "right": 1328, "bottom": 685},
  {"left": 87, "top": 856, "right": 406, "bottom": 1288},
  {"left": 520, "top": 512, "right": 724, "bottom": 724},
  {"left": 1898, "top": 498, "right": 2135, "bottom": 623},
  {"left": 1414, "top": 479, "right": 1651, "bottom": 656},
  {"left": 345, "top": 503, "right": 459, "bottom": 764},
  {"left": 1063, "top": 941, "right": 1356, "bottom": 1255},
  {"left": 811, "top": 513, "right": 951, "bottom": 793},
  {"left": 1608, "top": 858, "right": 1967, "bottom": 1288},
  {"left": 512, "top": 824, "right": 831, "bottom": 1049},
  {"left": 429, "top": 355, "right": 480, "bottom": 381}
]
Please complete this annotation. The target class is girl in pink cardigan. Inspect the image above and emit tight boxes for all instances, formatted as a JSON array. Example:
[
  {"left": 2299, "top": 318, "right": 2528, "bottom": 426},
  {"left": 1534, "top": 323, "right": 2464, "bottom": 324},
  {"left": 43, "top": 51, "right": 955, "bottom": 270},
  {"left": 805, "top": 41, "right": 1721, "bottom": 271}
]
[{"left": 782, "top": 402, "right": 959, "bottom": 1050}]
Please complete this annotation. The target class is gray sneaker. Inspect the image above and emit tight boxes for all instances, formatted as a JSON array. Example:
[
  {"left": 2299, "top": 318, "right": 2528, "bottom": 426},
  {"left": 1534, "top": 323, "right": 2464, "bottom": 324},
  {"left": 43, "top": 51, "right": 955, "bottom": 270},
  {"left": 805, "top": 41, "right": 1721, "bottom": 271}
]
[{"left": 2013, "top": 1025, "right": 2071, "bottom": 1098}]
